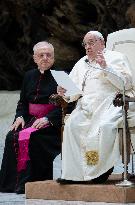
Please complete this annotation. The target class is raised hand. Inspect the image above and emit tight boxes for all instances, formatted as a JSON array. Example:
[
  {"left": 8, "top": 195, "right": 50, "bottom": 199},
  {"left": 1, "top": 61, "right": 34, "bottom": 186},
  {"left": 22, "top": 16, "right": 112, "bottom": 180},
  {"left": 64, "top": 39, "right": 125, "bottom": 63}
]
[{"left": 95, "top": 51, "right": 107, "bottom": 68}]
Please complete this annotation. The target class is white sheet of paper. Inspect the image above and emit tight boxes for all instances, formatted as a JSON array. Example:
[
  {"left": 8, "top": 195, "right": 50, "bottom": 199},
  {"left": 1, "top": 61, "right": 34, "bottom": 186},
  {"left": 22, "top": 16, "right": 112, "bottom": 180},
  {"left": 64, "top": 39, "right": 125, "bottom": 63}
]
[{"left": 51, "top": 70, "right": 82, "bottom": 97}]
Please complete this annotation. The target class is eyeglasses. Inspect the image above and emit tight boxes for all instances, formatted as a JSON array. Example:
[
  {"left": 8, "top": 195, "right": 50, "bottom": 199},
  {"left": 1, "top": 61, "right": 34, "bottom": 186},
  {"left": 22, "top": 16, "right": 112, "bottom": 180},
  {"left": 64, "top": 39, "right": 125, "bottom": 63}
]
[{"left": 82, "top": 40, "right": 98, "bottom": 48}]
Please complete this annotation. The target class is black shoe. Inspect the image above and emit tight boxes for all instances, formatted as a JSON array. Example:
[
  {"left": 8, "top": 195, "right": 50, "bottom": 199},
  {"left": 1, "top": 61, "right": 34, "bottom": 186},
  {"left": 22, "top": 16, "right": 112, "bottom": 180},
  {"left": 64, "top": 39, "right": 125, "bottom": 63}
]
[
  {"left": 91, "top": 167, "right": 114, "bottom": 184},
  {"left": 56, "top": 178, "right": 75, "bottom": 184},
  {"left": 15, "top": 186, "right": 25, "bottom": 194},
  {"left": 56, "top": 178, "right": 91, "bottom": 185}
]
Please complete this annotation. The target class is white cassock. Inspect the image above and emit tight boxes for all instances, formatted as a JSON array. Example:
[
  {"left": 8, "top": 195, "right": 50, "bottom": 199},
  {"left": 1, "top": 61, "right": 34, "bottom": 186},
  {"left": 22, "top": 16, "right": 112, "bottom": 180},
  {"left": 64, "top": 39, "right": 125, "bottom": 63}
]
[{"left": 61, "top": 49, "right": 134, "bottom": 181}]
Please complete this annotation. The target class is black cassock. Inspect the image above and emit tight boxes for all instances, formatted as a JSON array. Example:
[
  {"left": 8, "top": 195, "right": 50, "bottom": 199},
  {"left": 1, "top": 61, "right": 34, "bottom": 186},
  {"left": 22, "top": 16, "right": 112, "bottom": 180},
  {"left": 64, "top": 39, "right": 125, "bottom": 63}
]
[{"left": 0, "top": 68, "right": 62, "bottom": 193}]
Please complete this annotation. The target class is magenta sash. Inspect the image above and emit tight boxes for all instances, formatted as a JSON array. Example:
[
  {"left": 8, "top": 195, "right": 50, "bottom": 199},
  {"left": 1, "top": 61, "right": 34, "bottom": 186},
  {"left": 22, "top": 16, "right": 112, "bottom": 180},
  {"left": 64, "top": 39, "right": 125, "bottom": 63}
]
[
  {"left": 29, "top": 103, "right": 56, "bottom": 118},
  {"left": 17, "top": 103, "right": 56, "bottom": 172}
]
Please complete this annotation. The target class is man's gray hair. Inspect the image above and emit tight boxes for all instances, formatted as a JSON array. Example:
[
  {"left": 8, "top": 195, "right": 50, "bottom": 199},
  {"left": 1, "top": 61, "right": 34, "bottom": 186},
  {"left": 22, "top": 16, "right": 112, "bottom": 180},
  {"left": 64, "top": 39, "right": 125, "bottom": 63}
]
[
  {"left": 87, "top": 31, "right": 104, "bottom": 41},
  {"left": 33, "top": 41, "right": 54, "bottom": 53}
]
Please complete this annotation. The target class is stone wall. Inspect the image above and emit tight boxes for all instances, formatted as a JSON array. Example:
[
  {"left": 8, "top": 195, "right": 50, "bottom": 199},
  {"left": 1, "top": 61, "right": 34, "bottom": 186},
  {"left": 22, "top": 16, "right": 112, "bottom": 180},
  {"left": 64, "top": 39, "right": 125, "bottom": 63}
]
[
  {"left": 0, "top": 0, "right": 134, "bottom": 90},
  {"left": 0, "top": 91, "right": 20, "bottom": 164}
]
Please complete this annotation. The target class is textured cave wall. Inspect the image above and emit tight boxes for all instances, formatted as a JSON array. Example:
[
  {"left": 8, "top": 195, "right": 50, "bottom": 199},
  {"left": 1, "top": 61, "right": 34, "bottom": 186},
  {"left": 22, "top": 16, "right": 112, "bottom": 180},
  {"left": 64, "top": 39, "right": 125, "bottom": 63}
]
[{"left": 0, "top": 0, "right": 134, "bottom": 90}]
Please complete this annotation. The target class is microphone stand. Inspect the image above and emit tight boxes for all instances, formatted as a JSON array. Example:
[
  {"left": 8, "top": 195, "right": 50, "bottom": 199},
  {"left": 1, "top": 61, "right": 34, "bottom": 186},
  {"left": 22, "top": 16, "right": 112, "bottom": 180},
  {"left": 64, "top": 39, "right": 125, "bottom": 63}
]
[{"left": 85, "top": 59, "right": 134, "bottom": 187}]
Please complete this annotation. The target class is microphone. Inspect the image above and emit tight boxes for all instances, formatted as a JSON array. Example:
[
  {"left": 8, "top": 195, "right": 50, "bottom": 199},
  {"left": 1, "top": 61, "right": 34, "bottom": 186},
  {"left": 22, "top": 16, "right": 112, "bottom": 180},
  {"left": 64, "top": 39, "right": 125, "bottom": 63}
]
[{"left": 85, "top": 58, "right": 125, "bottom": 87}]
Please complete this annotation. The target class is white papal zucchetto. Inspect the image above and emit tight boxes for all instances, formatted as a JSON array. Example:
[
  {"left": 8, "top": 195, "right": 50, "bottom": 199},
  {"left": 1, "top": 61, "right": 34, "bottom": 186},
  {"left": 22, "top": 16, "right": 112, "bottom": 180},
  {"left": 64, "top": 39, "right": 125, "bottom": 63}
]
[{"left": 88, "top": 31, "right": 104, "bottom": 40}]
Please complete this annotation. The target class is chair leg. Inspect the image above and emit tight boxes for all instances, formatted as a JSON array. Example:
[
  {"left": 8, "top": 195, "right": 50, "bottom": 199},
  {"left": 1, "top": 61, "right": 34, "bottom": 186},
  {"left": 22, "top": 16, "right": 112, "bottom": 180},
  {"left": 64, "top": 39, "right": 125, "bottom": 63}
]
[
  {"left": 131, "top": 153, "right": 135, "bottom": 175},
  {"left": 130, "top": 137, "right": 135, "bottom": 176},
  {"left": 119, "top": 129, "right": 129, "bottom": 180},
  {"left": 119, "top": 128, "right": 130, "bottom": 164}
]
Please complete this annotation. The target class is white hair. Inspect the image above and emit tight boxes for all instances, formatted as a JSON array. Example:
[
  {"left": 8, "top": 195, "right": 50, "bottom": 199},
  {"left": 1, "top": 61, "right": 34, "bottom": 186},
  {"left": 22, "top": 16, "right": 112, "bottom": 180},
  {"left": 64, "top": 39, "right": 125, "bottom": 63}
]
[
  {"left": 87, "top": 31, "right": 104, "bottom": 41},
  {"left": 33, "top": 41, "right": 54, "bottom": 53}
]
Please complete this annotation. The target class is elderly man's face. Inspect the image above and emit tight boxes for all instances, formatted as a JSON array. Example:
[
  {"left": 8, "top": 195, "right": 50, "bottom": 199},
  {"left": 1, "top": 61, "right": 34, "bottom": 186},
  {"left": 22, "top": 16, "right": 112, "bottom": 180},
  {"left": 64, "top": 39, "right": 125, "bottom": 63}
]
[
  {"left": 83, "top": 33, "right": 105, "bottom": 60},
  {"left": 33, "top": 46, "right": 54, "bottom": 71}
]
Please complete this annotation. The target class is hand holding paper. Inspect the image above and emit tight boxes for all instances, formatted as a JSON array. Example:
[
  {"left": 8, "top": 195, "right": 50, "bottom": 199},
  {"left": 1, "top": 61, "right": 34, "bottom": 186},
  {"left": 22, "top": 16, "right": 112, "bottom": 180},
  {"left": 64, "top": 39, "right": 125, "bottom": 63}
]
[
  {"left": 51, "top": 70, "right": 82, "bottom": 97},
  {"left": 57, "top": 85, "right": 67, "bottom": 96}
]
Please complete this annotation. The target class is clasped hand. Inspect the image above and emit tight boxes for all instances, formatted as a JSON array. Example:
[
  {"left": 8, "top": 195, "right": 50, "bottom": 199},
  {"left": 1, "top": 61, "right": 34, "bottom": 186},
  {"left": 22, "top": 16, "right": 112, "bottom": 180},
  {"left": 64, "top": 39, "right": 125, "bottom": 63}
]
[{"left": 31, "top": 117, "right": 49, "bottom": 129}]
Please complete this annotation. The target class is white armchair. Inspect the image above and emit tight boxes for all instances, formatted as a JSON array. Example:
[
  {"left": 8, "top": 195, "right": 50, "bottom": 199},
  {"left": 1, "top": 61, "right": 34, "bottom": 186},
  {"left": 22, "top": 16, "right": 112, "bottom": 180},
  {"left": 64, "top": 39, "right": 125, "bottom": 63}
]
[{"left": 106, "top": 28, "right": 135, "bottom": 186}]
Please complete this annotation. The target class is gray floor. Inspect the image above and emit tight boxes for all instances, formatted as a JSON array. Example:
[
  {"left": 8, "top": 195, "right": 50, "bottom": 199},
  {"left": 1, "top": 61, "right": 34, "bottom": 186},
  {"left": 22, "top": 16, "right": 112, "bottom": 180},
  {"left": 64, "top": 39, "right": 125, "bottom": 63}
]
[
  {"left": 0, "top": 91, "right": 135, "bottom": 204},
  {"left": 1, "top": 192, "right": 135, "bottom": 205}
]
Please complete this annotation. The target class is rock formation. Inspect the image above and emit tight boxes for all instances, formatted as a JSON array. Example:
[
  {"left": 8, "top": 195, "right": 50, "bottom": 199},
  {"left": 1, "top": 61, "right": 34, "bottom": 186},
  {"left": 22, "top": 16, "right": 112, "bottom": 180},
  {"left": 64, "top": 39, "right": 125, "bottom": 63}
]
[{"left": 0, "top": 0, "right": 134, "bottom": 90}]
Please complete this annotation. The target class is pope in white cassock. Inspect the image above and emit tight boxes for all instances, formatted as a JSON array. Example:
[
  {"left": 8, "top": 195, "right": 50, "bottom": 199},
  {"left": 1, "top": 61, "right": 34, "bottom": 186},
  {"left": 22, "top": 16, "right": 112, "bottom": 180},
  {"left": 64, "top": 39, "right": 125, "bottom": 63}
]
[{"left": 57, "top": 31, "right": 134, "bottom": 184}]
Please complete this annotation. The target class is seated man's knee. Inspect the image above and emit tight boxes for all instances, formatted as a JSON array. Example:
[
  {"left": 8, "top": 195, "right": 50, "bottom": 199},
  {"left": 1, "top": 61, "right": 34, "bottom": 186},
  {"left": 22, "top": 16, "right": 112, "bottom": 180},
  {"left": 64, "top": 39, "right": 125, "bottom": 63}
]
[{"left": 5, "top": 131, "right": 14, "bottom": 144}]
